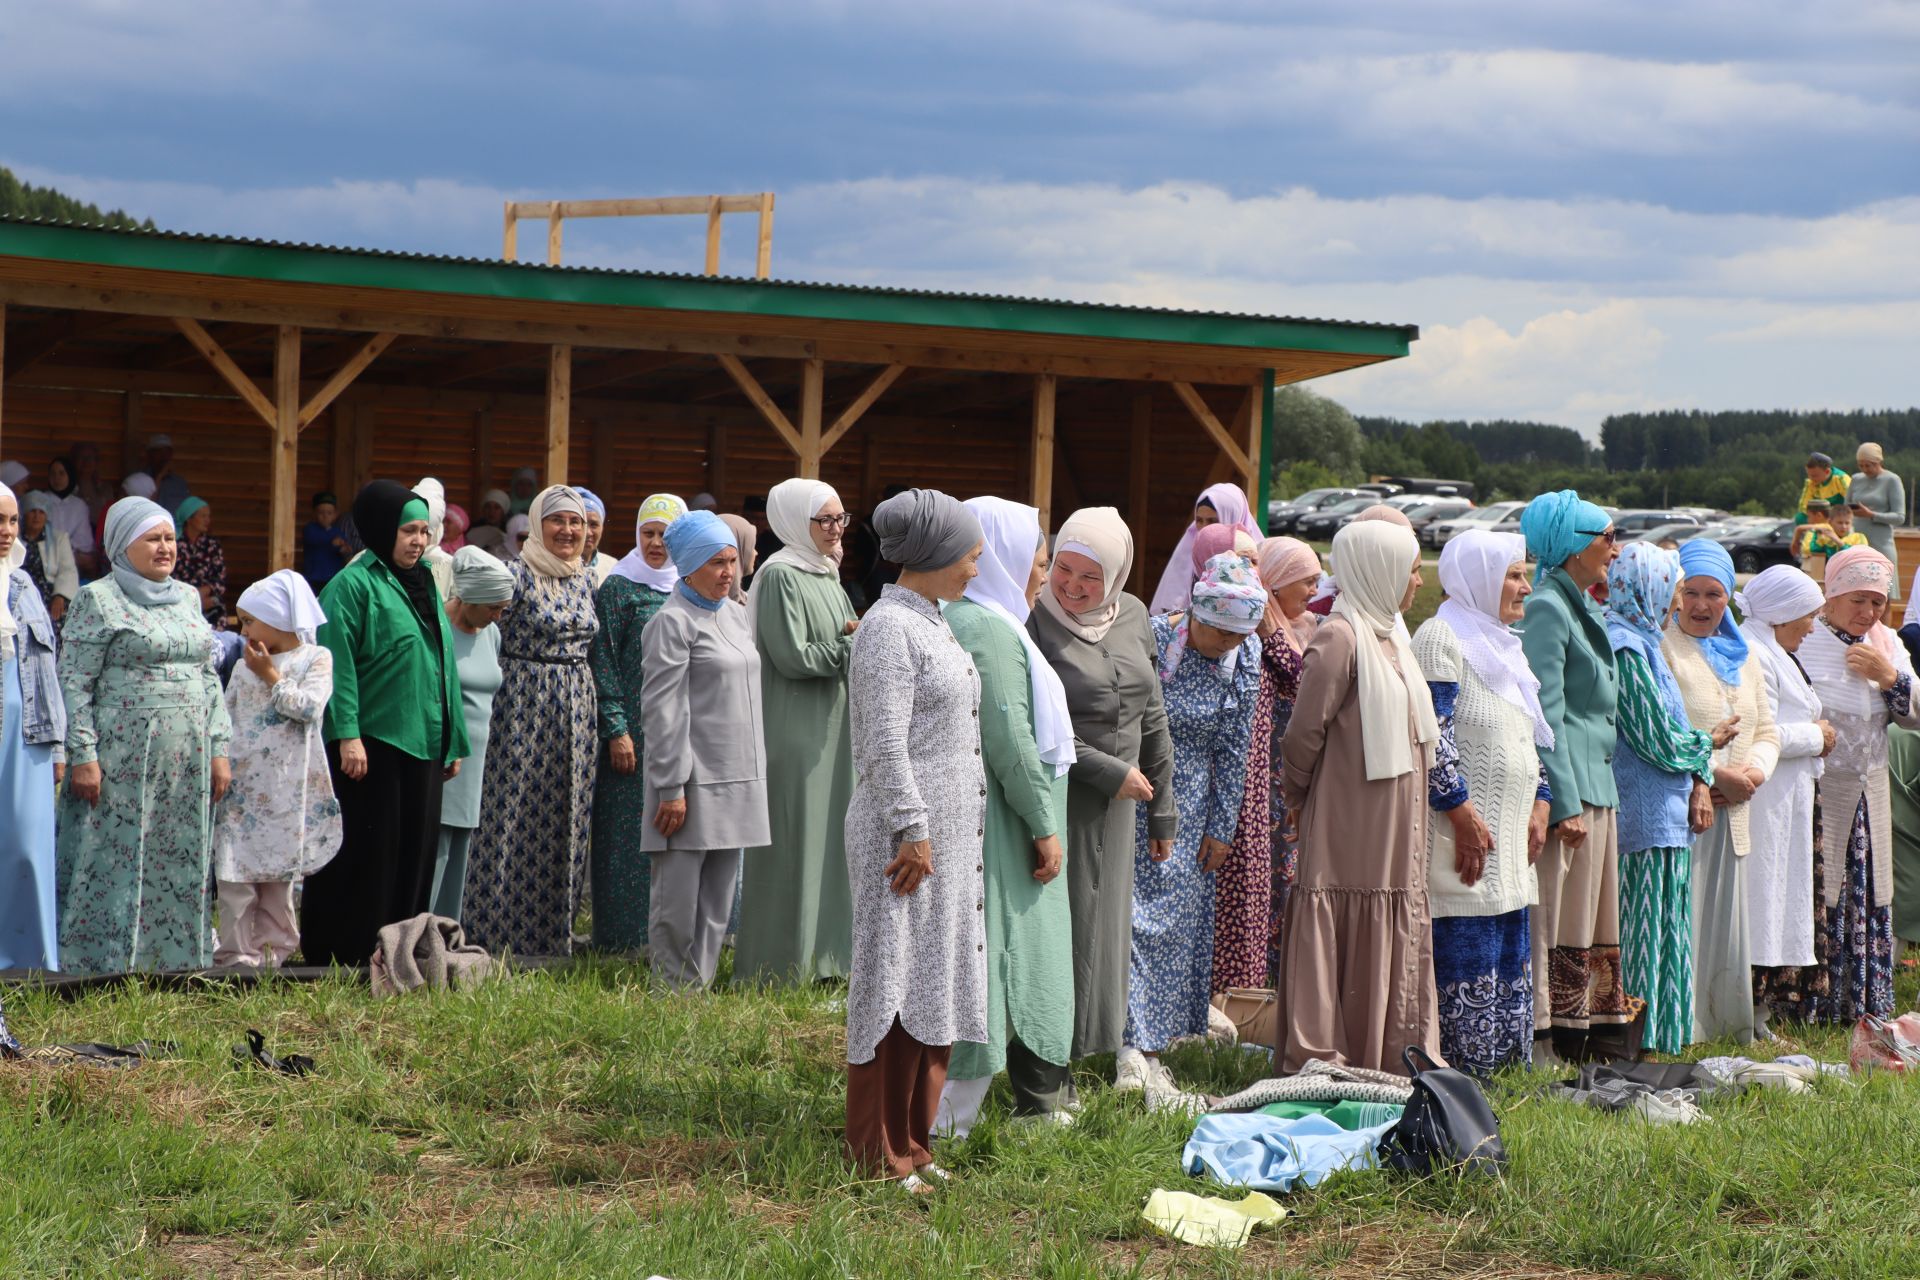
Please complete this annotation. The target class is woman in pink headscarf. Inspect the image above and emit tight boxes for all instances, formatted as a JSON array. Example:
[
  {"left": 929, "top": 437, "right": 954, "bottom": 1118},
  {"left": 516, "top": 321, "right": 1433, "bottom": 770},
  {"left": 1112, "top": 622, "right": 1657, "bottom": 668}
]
[
  {"left": 1796, "top": 545, "right": 1920, "bottom": 1019},
  {"left": 440, "top": 504, "right": 470, "bottom": 554},
  {"left": 1149, "top": 483, "right": 1262, "bottom": 615}
]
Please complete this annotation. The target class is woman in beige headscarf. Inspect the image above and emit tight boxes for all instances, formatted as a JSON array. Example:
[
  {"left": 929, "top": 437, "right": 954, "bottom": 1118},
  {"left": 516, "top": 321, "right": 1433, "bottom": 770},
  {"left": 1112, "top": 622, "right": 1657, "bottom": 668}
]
[
  {"left": 1025, "top": 507, "right": 1176, "bottom": 1067},
  {"left": 464, "top": 485, "right": 602, "bottom": 957}
]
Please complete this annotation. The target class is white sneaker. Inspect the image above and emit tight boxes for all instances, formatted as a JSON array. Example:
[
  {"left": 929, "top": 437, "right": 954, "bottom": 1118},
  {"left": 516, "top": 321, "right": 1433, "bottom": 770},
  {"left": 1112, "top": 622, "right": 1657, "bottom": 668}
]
[
  {"left": 1114, "top": 1046, "right": 1150, "bottom": 1091},
  {"left": 1145, "top": 1057, "right": 1180, "bottom": 1092}
]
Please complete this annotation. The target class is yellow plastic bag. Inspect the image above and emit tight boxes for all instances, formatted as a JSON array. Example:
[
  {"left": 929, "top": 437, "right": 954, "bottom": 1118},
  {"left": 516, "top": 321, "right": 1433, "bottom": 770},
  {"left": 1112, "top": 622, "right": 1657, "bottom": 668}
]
[{"left": 1142, "top": 1188, "right": 1287, "bottom": 1248}]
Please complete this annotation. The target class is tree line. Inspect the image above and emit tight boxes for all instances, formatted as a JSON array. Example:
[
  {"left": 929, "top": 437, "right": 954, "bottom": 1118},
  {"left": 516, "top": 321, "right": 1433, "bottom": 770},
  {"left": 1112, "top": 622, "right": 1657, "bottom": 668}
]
[
  {"left": 1271, "top": 386, "right": 1920, "bottom": 517},
  {"left": 0, "top": 166, "right": 155, "bottom": 231}
]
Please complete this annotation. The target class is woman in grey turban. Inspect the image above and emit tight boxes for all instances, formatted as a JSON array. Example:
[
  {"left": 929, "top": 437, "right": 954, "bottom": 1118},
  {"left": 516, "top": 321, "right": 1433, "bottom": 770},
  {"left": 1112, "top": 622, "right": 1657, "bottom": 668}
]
[
  {"left": 431, "top": 547, "right": 516, "bottom": 921},
  {"left": 842, "top": 488, "right": 988, "bottom": 1193}
]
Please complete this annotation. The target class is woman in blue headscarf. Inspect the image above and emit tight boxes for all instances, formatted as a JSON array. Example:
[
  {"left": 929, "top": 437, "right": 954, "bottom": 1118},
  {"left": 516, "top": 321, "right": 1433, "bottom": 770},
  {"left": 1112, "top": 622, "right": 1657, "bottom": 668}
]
[
  {"left": 574, "top": 487, "right": 619, "bottom": 587},
  {"left": 1517, "top": 490, "right": 1629, "bottom": 1062},
  {"left": 637, "top": 510, "right": 769, "bottom": 989},
  {"left": 1664, "top": 538, "right": 1779, "bottom": 1043},
  {"left": 1605, "top": 544, "right": 1720, "bottom": 1053}
]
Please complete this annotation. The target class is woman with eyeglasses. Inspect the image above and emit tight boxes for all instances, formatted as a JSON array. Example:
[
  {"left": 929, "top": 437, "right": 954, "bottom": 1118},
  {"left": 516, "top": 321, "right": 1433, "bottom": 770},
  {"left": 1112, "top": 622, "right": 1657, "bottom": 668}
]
[
  {"left": 1518, "top": 490, "right": 1629, "bottom": 1063},
  {"left": 735, "top": 478, "right": 861, "bottom": 984}
]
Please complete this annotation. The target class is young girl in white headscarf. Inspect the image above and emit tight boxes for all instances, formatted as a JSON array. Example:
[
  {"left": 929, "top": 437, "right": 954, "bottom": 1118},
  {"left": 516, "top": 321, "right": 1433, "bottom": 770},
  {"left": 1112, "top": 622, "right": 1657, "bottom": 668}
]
[{"left": 212, "top": 569, "right": 344, "bottom": 967}]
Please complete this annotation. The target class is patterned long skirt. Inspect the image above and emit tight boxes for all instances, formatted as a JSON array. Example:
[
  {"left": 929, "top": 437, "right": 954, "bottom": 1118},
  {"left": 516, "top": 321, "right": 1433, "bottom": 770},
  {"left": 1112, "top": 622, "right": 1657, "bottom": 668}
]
[
  {"left": 1433, "top": 908, "right": 1533, "bottom": 1077},
  {"left": 1620, "top": 846, "right": 1693, "bottom": 1055},
  {"left": 1818, "top": 794, "right": 1894, "bottom": 1022},
  {"left": 1266, "top": 694, "right": 1301, "bottom": 989},
  {"left": 1213, "top": 670, "right": 1275, "bottom": 992},
  {"left": 1754, "top": 787, "right": 1831, "bottom": 1020}
]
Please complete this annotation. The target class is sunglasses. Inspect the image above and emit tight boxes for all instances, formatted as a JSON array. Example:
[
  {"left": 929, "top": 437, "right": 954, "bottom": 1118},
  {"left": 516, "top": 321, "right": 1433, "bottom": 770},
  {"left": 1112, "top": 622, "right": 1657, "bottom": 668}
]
[
  {"left": 809, "top": 513, "right": 853, "bottom": 530},
  {"left": 1574, "top": 527, "right": 1618, "bottom": 544}
]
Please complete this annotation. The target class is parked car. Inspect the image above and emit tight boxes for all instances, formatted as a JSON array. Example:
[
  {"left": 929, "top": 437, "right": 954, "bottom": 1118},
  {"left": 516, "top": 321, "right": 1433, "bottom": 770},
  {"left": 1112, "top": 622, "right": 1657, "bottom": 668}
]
[
  {"left": 1424, "top": 500, "right": 1527, "bottom": 548},
  {"left": 1628, "top": 521, "right": 1711, "bottom": 546},
  {"left": 1403, "top": 498, "right": 1476, "bottom": 538},
  {"left": 1611, "top": 509, "right": 1705, "bottom": 537},
  {"left": 1713, "top": 519, "right": 1804, "bottom": 575},
  {"left": 1296, "top": 496, "right": 1382, "bottom": 540},
  {"left": 1268, "top": 488, "right": 1351, "bottom": 528},
  {"left": 1354, "top": 482, "right": 1404, "bottom": 499},
  {"left": 1268, "top": 488, "right": 1363, "bottom": 535}
]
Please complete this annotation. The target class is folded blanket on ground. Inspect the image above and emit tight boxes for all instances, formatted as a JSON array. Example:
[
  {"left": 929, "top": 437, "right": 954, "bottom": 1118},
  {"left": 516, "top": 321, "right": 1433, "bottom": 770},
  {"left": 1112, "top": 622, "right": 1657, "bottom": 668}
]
[
  {"left": 371, "top": 913, "right": 494, "bottom": 996},
  {"left": 1183, "top": 1112, "right": 1397, "bottom": 1191},
  {"left": 1209, "top": 1059, "right": 1415, "bottom": 1112}
]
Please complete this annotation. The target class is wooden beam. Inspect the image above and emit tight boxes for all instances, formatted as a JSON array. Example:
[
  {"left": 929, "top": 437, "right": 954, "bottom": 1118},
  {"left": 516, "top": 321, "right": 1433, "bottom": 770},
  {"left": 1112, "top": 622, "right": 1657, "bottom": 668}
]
[
  {"left": 714, "top": 353, "right": 803, "bottom": 457},
  {"left": 571, "top": 349, "right": 693, "bottom": 393},
  {"left": 756, "top": 193, "right": 775, "bottom": 279},
  {"left": 502, "top": 201, "right": 518, "bottom": 262},
  {"left": 819, "top": 363, "right": 906, "bottom": 457},
  {"left": 704, "top": 196, "right": 723, "bottom": 276},
  {"left": 1129, "top": 389, "right": 1152, "bottom": 596},
  {"left": 547, "top": 210, "right": 564, "bottom": 266},
  {"left": 798, "top": 357, "right": 824, "bottom": 479},
  {"left": 546, "top": 345, "right": 571, "bottom": 486},
  {"left": 1170, "top": 381, "right": 1252, "bottom": 478},
  {"left": 1031, "top": 373, "right": 1057, "bottom": 534},
  {"left": 132, "top": 320, "right": 259, "bottom": 371},
  {"left": 508, "top": 195, "right": 771, "bottom": 219},
  {"left": 1237, "top": 384, "right": 1262, "bottom": 511},
  {"left": 269, "top": 325, "right": 301, "bottom": 571},
  {"left": 298, "top": 331, "right": 398, "bottom": 430},
  {"left": 170, "top": 315, "right": 276, "bottom": 427}
]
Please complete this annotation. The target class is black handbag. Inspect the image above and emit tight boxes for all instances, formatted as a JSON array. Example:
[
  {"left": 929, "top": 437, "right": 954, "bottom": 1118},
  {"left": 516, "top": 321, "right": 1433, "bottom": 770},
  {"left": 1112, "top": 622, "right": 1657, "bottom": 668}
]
[{"left": 1379, "top": 1045, "right": 1507, "bottom": 1176}]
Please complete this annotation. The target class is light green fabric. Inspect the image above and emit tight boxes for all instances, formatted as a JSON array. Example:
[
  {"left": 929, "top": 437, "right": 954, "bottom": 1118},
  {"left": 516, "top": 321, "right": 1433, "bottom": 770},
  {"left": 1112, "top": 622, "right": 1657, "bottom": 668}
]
[
  {"left": 1256, "top": 1099, "right": 1406, "bottom": 1130},
  {"left": 945, "top": 599, "right": 1073, "bottom": 1079},
  {"left": 734, "top": 565, "right": 858, "bottom": 983},
  {"left": 1142, "top": 1189, "right": 1285, "bottom": 1249},
  {"left": 1889, "top": 726, "right": 1920, "bottom": 943},
  {"left": 316, "top": 553, "right": 468, "bottom": 764},
  {"left": 1521, "top": 567, "right": 1620, "bottom": 824}
]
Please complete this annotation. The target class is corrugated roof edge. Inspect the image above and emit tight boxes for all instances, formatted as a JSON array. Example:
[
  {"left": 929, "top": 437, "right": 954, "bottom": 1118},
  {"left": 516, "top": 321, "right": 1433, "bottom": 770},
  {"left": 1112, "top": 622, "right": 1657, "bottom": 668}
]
[{"left": 0, "top": 215, "right": 1419, "bottom": 357}]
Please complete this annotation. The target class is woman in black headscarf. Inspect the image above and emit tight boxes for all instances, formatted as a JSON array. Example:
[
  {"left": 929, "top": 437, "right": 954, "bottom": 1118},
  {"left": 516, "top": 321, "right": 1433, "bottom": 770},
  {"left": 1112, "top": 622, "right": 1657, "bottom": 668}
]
[{"left": 302, "top": 481, "right": 470, "bottom": 967}]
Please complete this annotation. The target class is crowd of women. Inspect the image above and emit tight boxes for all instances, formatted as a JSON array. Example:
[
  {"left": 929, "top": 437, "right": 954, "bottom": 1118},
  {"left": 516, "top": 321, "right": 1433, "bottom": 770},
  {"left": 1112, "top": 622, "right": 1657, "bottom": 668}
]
[{"left": 6, "top": 457, "right": 1920, "bottom": 1191}]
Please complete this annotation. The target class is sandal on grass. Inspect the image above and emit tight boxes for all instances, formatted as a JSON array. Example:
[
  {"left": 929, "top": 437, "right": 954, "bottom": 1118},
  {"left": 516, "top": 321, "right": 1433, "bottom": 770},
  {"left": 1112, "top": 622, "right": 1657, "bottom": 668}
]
[{"left": 896, "top": 1173, "right": 936, "bottom": 1195}]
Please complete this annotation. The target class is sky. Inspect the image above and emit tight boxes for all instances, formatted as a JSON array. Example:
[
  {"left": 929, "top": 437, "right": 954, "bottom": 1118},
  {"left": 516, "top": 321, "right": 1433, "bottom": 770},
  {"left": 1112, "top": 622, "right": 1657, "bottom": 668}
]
[{"left": 2, "top": 0, "right": 1915, "bottom": 435}]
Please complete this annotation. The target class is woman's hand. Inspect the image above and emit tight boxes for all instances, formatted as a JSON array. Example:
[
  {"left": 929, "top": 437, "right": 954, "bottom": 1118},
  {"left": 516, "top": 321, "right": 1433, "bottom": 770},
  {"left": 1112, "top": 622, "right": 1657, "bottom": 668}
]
[
  {"left": 1117, "top": 768, "right": 1154, "bottom": 803},
  {"left": 68, "top": 760, "right": 100, "bottom": 804},
  {"left": 1198, "top": 835, "right": 1232, "bottom": 873},
  {"left": 843, "top": 619, "right": 860, "bottom": 636},
  {"left": 50, "top": 596, "right": 67, "bottom": 623},
  {"left": 338, "top": 738, "right": 368, "bottom": 780},
  {"left": 1689, "top": 781, "right": 1715, "bottom": 833},
  {"left": 1148, "top": 837, "right": 1173, "bottom": 862},
  {"left": 1712, "top": 764, "right": 1758, "bottom": 806},
  {"left": 1709, "top": 714, "right": 1742, "bottom": 749},
  {"left": 1032, "top": 834, "right": 1063, "bottom": 884},
  {"left": 1527, "top": 798, "right": 1550, "bottom": 865},
  {"left": 1817, "top": 719, "right": 1837, "bottom": 756},
  {"left": 608, "top": 733, "right": 637, "bottom": 775},
  {"left": 653, "top": 797, "right": 687, "bottom": 839},
  {"left": 443, "top": 759, "right": 462, "bottom": 782},
  {"left": 885, "top": 838, "right": 934, "bottom": 895},
  {"left": 1845, "top": 644, "right": 1899, "bottom": 691},
  {"left": 1551, "top": 814, "right": 1588, "bottom": 849},
  {"left": 1448, "top": 801, "right": 1492, "bottom": 886},
  {"left": 1256, "top": 594, "right": 1284, "bottom": 640},
  {"left": 211, "top": 756, "right": 232, "bottom": 803},
  {"left": 241, "top": 638, "right": 281, "bottom": 685}
]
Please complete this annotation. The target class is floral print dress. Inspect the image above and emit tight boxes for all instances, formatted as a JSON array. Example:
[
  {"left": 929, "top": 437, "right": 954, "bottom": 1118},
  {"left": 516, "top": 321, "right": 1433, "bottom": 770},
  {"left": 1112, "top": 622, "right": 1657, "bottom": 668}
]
[
  {"left": 174, "top": 535, "right": 229, "bottom": 629},
  {"left": 211, "top": 643, "right": 343, "bottom": 883}
]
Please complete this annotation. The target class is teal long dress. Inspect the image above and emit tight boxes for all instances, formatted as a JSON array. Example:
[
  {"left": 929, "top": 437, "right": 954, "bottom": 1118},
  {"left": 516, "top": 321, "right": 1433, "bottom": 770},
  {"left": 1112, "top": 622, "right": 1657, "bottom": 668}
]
[
  {"left": 735, "top": 563, "right": 858, "bottom": 983},
  {"left": 55, "top": 578, "right": 233, "bottom": 974},
  {"left": 944, "top": 599, "right": 1073, "bottom": 1083},
  {"left": 588, "top": 575, "right": 670, "bottom": 950}
]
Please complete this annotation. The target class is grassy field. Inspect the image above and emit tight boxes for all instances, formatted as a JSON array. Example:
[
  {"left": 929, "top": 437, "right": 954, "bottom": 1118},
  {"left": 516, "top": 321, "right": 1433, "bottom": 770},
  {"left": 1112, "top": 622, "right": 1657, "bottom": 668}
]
[{"left": 5, "top": 958, "right": 1920, "bottom": 1279}]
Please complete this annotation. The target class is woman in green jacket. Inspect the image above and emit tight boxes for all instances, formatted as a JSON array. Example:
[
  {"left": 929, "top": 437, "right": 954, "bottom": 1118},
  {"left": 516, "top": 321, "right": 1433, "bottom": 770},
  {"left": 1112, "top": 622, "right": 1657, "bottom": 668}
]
[
  {"left": 936, "top": 497, "right": 1075, "bottom": 1136},
  {"left": 303, "top": 481, "right": 469, "bottom": 967}
]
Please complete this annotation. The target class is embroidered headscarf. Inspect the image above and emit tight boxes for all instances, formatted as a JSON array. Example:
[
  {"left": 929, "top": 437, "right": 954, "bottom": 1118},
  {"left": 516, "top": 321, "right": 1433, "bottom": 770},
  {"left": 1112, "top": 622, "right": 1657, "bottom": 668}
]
[
  {"left": 873, "top": 488, "right": 982, "bottom": 572},
  {"left": 103, "top": 495, "right": 191, "bottom": 609},
  {"left": 1824, "top": 545, "right": 1900, "bottom": 661},
  {"left": 518, "top": 485, "right": 586, "bottom": 579},
  {"left": 1435, "top": 530, "right": 1552, "bottom": 748},
  {"left": 1521, "top": 489, "right": 1611, "bottom": 584},
  {"left": 665, "top": 509, "right": 735, "bottom": 612},
  {"left": 1329, "top": 520, "right": 1439, "bottom": 779},
  {"left": 1675, "top": 537, "right": 1750, "bottom": 686},
  {"left": 235, "top": 569, "right": 328, "bottom": 644},
  {"left": 1160, "top": 552, "right": 1266, "bottom": 682},
  {"left": 1605, "top": 542, "right": 1681, "bottom": 652},
  {"left": 1038, "top": 506, "right": 1134, "bottom": 643},
  {"left": 1149, "top": 481, "right": 1261, "bottom": 613},
  {"left": 611, "top": 492, "right": 687, "bottom": 591},
  {"left": 962, "top": 496, "right": 1077, "bottom": 777}
]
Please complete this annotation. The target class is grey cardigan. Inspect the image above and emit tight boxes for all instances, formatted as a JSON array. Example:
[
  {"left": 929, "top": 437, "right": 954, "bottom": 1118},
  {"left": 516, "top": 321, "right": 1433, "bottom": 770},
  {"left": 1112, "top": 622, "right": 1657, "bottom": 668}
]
[
  {"left": 5, "top": 570, "right": 67, "bottom": 761},
  {"left": 638, "top": 590, "right": 771, "bottom": 852}
]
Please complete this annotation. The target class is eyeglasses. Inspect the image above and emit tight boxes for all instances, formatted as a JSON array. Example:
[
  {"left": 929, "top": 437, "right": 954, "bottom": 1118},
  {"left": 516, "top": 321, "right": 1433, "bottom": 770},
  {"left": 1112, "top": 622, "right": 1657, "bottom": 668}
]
[
  {"left": 809, "top": 513, "right": 853, "bottom": 530},
  {"left": 1574, "top": 527, "right": 1618, "bottom": 544}
]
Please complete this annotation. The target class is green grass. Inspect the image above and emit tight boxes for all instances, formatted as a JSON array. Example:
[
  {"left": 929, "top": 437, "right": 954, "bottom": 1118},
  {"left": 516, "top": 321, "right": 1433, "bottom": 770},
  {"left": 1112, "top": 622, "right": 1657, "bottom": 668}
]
[{"left": 3, "top": 961, "right": 1919, "bottom": 1278}]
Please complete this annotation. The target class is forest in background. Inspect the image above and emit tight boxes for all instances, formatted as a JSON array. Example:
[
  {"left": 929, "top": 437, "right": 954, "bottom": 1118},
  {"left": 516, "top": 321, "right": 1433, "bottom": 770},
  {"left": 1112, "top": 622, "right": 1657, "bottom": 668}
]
[{"left": 0, "top": 165, "right": 154, "bottom": 230}]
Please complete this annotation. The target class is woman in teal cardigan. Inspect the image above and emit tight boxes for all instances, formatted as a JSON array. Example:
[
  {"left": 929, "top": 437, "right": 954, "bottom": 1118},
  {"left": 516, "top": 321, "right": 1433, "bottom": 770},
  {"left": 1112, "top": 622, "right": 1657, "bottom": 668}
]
[
  {"left": 936, "top": 497, "right": 1075, "bottom": 1137},
  {"left": 1518, "top": 490, "right": 1629, "bottom": 1063}
]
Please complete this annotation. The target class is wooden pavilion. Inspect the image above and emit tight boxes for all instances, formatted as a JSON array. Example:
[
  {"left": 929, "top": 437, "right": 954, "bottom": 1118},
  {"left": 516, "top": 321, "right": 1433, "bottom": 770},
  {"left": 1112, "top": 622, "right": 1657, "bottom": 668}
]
[{"left": 0, "top": 217, "right": 1416, "bottom": 593}]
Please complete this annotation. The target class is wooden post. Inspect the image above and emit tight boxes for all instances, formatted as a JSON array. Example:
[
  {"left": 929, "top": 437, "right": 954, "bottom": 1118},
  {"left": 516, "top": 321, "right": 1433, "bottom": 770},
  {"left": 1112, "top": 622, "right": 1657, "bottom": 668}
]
[
  {"left": 502, "top": 202, "right": 518, "bottom": 262},
  {"left": 1130, "top": 388, "right": 1152, "bottom": 596},
  {"left": 704, "top": 196, "right": 723, "bottom": 276},
  {"left": 269, "top": 325, "right": 301, "bottom": 571},
  {"left": 546, "top": 345, "right": 572, "bottom": 485},
  {"left": 547, "top": 210, "right": 564, "bottom": 265},
  {"left": 755, "top": 193, "right": 775, "bottom": 279},
  {"left": 799, "top": 358, "right": 824, "bottom": 479},
  {"left": 1237, "top": 386, "right": 1262, "bottom": 515},
  {"left": 1031, "top": 373, "right": 1057, "bottom": 534},
  {"left": 474, "top": 407, "right": 495, "bottom": 502}
]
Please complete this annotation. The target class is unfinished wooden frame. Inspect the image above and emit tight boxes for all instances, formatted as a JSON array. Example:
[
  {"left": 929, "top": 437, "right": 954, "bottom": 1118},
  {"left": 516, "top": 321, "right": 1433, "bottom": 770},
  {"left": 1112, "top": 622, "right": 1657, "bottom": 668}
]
[
  {"left": 502, "top": 194, "right": 776, "bottom": 277},
  {"left": 715, "top": 355, "right": 908, "bottom": 479}
]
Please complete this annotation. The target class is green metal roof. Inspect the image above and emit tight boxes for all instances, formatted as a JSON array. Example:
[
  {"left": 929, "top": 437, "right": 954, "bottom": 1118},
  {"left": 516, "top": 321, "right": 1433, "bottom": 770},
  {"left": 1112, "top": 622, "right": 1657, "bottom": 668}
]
[{"left": 0, "top": 216, "right": 1417, "bottom": 359}]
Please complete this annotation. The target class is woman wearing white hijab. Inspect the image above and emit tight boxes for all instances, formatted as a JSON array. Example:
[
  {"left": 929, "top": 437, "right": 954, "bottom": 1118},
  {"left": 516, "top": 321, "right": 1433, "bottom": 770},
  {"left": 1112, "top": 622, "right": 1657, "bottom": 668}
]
[
  {"left": 56, "top": 496, "right": 233, "bottom": 974},
  {"left": 413, "top": 477, "right": 456, "bottom": 601},
  {"left": 735, "top": 478, "right": 861, "bottom": 984},
  {"left": 1277, "top": 519, "right": 1440, "bottom": 1075},
  {"left": 935, "top": 497, "right": 1076, "bottom": 1136},
  {"left": 588, "top": 492, "right": 686, "bottom": 952},
  {"left": 1737, "top": 566, "right": 1836, "bottom": 1026},
  {"left": 465, "top": 485, "right": 602, "bottom": 958},
  {"left": 0, "top": 482, "right": 67, "bottom": 972},
  {"left": 1411, "top": 531, "right": 1550, "bottom": 1075}
]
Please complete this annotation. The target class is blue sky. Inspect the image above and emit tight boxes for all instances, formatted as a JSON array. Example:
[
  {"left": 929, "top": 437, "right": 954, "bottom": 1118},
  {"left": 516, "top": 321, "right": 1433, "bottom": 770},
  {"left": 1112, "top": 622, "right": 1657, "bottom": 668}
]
[{"left": 3, "top": 0, "right": 1915, "bottom": 433}]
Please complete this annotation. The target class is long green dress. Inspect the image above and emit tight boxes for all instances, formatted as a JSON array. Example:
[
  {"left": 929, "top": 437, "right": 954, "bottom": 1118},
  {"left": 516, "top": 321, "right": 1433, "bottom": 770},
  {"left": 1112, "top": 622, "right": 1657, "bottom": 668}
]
[
  {"left": 944, "top": 600, "right": 1073, "bottom": 1088},
  {"left": 588, "top": 574, "right": 670, "bottom": 951},
  {"left": 55, "top": 578, "right": 233, "bottom": 974},
  {"left": 734, "top": 563, "right": 858, "bottom": 983},
  {"left": 1889, "top": 727, "right": 1920, "bottom": 944}
]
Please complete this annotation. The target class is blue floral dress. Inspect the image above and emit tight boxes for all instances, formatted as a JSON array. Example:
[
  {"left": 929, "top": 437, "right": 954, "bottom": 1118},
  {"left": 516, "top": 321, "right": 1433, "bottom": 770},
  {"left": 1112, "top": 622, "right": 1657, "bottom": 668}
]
[{"left": 1126, "top": 615, "right": 1260, "bottom": 1052}]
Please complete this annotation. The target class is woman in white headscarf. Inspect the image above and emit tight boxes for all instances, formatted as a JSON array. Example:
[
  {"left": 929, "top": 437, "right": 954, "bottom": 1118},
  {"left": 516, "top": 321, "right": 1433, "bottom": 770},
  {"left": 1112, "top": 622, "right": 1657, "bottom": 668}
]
[
  {"left": 1737, "top": 566, "right": 1836, "bottom": 1026},
  {"left": 464, "top": 485, "right": 602, "bottom": 957},
  {"left": 1, "top": 482, "right": 66, "bottom": 972},
  {"left": 1276, "top": 518, "right": 1440, "bottom": 1075},
  {"left": 1411, "top": 531, "right": 1550, "bottom": 1075},
  {"left": 56, "top": 496, "right": 233, "bottom": 974},
  {"left": 17, "top": 491, "right": 79, "bottom": 626},
  {"left": 734, "top": 478, "right": 861, "bottom": 984},
  {"left": 413, "top": 477, "right": 457, "bottom": 600},
  {"left": 588, "top": 492, "right": 686, "bottom": 953}
]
